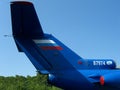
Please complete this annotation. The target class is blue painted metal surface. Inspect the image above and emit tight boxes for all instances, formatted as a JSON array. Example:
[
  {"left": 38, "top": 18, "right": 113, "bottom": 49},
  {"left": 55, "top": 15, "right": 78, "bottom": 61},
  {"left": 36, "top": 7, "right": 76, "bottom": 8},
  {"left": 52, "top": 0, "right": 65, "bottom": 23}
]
[{"left": 10, "top": 1, "right": 120, "bottom": 90}]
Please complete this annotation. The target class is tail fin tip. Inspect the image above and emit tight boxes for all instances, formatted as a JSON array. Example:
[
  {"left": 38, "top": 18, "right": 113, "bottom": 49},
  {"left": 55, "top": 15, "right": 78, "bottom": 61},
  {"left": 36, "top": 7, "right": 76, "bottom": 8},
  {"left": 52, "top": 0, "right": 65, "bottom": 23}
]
[
  {"left": 11, "top": 1, "right": 32, "bottom": 5},
  {"left": 11, "top": 1, "right": 44, "bottom": 38}
]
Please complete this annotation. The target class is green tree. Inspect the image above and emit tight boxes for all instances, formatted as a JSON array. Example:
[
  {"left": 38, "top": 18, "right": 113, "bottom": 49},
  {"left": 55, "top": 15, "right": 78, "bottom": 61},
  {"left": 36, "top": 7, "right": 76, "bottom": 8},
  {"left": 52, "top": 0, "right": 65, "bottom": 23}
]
[{"left": 0, "top": 74, "right": 61, "bottom": 90}]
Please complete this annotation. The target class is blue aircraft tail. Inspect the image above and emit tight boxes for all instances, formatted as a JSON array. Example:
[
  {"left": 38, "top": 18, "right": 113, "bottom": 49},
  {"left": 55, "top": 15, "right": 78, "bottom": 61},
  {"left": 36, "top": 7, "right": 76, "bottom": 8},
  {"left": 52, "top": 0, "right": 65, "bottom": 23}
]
[
  {"left": 11, "top": 1, "right": 44, "bottom": 38},
  {"left": 11, "top": 1, "right": 83, "bottom": 74}
]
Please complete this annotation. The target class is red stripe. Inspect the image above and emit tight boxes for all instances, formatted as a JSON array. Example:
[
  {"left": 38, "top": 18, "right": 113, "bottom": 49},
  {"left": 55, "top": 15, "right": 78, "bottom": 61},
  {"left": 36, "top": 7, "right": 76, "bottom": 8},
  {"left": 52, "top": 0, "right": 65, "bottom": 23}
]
[
  {"left": 40, "top": 46, "right": 63, "bottom": 50},
  {"left": 100, "top": 76, "right": 104, "bottom": 86}
]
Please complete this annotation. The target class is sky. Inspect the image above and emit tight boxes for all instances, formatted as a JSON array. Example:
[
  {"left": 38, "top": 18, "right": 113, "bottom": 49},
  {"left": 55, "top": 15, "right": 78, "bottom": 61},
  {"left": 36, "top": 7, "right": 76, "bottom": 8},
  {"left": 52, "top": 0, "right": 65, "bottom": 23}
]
[{"left": 0, "top": 0, "right": 120, "bottom": 76}]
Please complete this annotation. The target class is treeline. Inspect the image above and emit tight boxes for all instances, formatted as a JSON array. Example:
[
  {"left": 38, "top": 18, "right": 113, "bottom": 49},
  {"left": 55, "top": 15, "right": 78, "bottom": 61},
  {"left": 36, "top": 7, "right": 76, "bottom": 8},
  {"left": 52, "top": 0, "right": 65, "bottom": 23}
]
[{"left": 0, "top": 73, "right": 61, "bottom": 90}]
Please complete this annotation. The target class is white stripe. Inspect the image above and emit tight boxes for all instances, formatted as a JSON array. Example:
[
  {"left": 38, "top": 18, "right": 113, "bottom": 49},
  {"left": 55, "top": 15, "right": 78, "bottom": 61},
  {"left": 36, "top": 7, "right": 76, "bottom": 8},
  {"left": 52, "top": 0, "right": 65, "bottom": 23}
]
[{"left": 33, "top": 40, "right": 55, "bottom": 44}]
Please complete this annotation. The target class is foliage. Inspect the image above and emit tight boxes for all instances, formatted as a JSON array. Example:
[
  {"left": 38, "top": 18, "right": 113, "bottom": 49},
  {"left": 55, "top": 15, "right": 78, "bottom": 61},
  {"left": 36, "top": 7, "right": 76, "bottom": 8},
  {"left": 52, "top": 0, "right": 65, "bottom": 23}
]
[{"left": 0, "top": 74, "right": 61, "bottom": 90}]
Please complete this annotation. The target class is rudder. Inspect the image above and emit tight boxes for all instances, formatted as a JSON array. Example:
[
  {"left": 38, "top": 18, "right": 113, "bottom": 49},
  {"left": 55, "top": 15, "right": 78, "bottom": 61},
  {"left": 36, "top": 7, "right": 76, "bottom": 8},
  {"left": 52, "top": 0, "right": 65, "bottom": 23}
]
[{"left": 11, "top": 1, "right": 44, "bottom": 38}]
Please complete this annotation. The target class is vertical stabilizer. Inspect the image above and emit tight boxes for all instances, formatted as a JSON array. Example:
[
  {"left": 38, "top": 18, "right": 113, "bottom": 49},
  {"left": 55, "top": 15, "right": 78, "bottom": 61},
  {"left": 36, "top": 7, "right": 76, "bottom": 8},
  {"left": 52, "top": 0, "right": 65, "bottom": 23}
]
[
  {"left": 10, "top": 1, "right": 83, "bottom": 74},
  {"left": 11, "top": 1, "right": 44, "bottom": 38}
]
